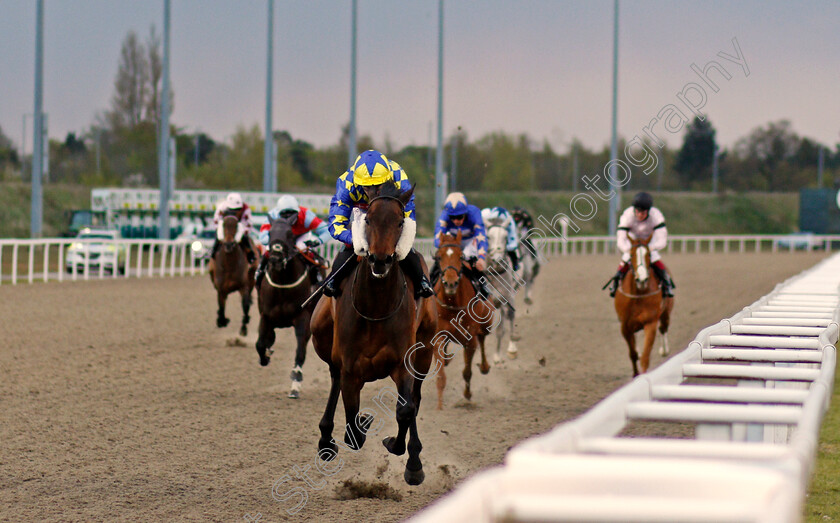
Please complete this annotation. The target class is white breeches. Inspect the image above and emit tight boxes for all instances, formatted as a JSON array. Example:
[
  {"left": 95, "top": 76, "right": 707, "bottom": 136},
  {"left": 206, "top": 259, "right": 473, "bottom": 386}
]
[
  {"left": 295, "top": 231, "right": 313, "bottom": 251},
  {"left": 621, "top": 249, "right": 662, "bottom": 264},
  {"left": 462, "top": 238, "right": 480, "bottom": 259}
]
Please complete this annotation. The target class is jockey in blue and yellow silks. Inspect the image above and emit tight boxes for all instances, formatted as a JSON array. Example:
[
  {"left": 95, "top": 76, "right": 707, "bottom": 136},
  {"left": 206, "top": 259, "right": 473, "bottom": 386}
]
[
  {"left": 322, "top": 149, "right": 434, "bottom": 299},
  {"left": 430, "top": 192, "right": 491, "bottom": 298}
]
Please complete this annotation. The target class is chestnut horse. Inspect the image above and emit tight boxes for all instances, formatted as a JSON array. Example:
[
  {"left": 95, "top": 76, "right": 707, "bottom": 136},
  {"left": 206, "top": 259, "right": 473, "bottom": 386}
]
[
  {"left": 614, "top": 236, "right": 674, "bottom": 376},
  {"left": 310, "top": 182, "right": 437, "bottom": 485},
  {"left": 208, "top": 215, "right": 257, "bottom": 336},
  {"left": 431, "top": 231, "right": 492, "bottom": 410},
  {"left": 255, "top": 216, "right": 325, "bottom": 399}
]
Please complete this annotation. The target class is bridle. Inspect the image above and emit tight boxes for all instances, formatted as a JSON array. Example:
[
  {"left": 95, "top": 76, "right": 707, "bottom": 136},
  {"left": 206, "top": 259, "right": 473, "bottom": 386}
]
[
  {"left": 434, "top": 241, "right": 467, "bottom": 311},
  {"left": 619, "top": 243, "right": 659, "bottom": 299}
]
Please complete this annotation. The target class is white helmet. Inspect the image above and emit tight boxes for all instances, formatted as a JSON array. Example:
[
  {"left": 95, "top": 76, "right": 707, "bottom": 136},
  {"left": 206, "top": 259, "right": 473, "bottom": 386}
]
[
  {"left": 225, "top": 192, "right": 243, "bottom": 209},
  {"left": 276, "top": 194, "right": 300, "bottom": 214}
]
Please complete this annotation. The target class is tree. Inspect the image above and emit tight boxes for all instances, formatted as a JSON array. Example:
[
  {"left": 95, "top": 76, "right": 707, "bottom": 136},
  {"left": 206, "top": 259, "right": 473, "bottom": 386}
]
[
  {"left": 675, "top": 116, "right": 717, "bottom": 189},
  {"left": 733, "top": 120, "right": 801, "bottom": 190}
]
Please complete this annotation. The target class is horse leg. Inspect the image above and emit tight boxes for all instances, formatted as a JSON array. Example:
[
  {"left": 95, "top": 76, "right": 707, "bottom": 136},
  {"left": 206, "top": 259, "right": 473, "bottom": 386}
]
[
  {"left": 494, "top": 310, "right": 506, "bottom": 365},
  {"left": 434, "top": 348, "right": 446, "bottom": 410},
  {"left": 507, "top": 306, "right": 519, "bottom": 358},
  {"left": 383, "top": 376, "right": 412, "bottom": 457},
  {"left": 462, "top": 339, "right": 478, "bottom": 401},
  {"left": 477, "top": 333, "right": 491, "bottom": 374},
  {"left": 658, "top": 298, "right": 674, "bottom": 357},
  {"left": 340, "top": 373, "right": 367, "bottom": 450},
  {"left": 622, "top": 323, "right": 639, "bottom": 377},
  {"left": 640, "top": 322, "right": 658, "bottom": 374},
  {"left": 255, "top": 315, "right": 275, "bottom": 367},
  {"left": 404, "top": 373, "right": 427, "bottom": 485},
  {"left": 216, "top": 291, "right": 230, "bottom": 328},
  {"left": 288, "top": 314, "right": 310, "bottom": 399},
  {"left": 239, "top": 287, "right": 251, "bottom": 337},
  {"left": 317, "top": 366, "right": 341, "bottom": 458}
]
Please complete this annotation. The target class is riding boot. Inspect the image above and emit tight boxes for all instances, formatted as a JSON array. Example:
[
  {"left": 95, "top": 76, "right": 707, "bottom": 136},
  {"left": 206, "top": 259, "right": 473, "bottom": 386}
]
[
  {"left": 464, "top": 264, "right": 490, "bottom": 299},
  {"left": 607, "top": 270, "right": 624, "bottom": 298},
  {"left": 255, "top": 254, "right": 268, "bottom": 289},
  {"left": 399, "top": 249, "right": 434, "bottom": 299},
  {"left": 507, "top": 249, "right": 520, "bottom": 272},
  {"left": 323, "top": 248, "right": 357, "bottom": 297},
  {"left": 240, "top": 236, "right": 256, "bottom": 264},
  {"left": 429, "top": 259, "right": 442, "bottom": 286},
  {"left": 651, "top": 263, "right": 675, "bottom": 298},
  {"left": 210, "top": 238, "right": 220, "bottom": 259}
]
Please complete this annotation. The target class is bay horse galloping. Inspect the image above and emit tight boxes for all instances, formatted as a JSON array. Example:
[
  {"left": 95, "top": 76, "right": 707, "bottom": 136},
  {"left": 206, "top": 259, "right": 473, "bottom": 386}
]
[
  {"left": 431, "top": 231, "right": 492, "bottom": 410},
  {"left": 255, "top": 216, "right": 325, "bottom": 399},
  {"left": 209, "top": 215, "right": 257, "bottom": 336},
  {"left": 310, "top": 182, "right": 437, "bottom": 485},
  {"left": 614, "top": 236, "right": 674, "bottom": 376}
]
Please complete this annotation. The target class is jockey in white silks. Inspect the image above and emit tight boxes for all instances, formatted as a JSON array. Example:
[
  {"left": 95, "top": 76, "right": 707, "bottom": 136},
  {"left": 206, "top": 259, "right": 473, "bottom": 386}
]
[
  {"left": 481, "top": 206, "right": 520, "bottom": 272},
  {"left": 210, "top": 192, "right": 257, "bottom": 263},
  {"left": 605, "top": 191, "right": 675, "bottom": 298}
]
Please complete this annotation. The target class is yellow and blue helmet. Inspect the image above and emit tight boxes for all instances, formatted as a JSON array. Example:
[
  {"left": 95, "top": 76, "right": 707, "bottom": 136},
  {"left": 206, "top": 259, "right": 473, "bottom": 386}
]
[{"left": 352, "top": 150, "right": 393, "bottom": 187}]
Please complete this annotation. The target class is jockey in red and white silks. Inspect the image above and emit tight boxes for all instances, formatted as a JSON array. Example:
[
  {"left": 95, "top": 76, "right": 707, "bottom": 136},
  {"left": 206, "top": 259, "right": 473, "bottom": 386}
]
[
  {"left": 606, "top": 192, "right": 675, "bottom": 298},
  {"left": 210, "top": 192, "right": 257, "bottom": 263}
]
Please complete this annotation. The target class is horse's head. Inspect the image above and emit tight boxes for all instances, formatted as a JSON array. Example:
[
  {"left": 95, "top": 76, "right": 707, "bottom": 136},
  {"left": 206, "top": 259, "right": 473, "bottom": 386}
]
[
  {"left": 222, "top": 215, "right": 239, "bottom": 253},
  {"left": 364, "top": 181, "right": 414, "bottom": 279},
  {"left": 485, "top": 221, "right": 508, "bottom": 268},
  {"left": 266, "top": 216, "right": 297, "bottom": 270},
  {"left": 630, "top": 237, "right": 652, "bottom": 291},
  {"left": 436, "top": 231, "right": 464, "bottom": 296}
]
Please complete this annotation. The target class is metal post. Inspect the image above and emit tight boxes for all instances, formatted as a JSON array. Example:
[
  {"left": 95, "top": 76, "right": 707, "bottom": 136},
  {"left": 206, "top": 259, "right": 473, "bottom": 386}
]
[
  {"left": 712, "top": 145, "right": 719, "bottom": 193},
  {"left": 450, "top": 134, "right": 458, "bottom": 192},
  {"left": 818, "top": 145, "right": 824, "bottom": 188},
  {"left": 434, "top": 0, "right": 445, "bottom": 214},
  {"left": 169, "top": 137, "right": 176, "bottom": 195},
  {"left": 572, "top": 141, "right": 579, "bottom": 193},
  {"left": 263, "top": 0, "right": 275, "bottom": 193},
  {"left": 157, "top": 0, "right": 172, "bottom": 240},
  {"left": 31, "top": 0, "right": 44, "bottom": 237},
  {"left": 607, "top": 0, "right": 620, "bottom": 236},
  {"left": 347, "top": 0, "right": 358, "bottom": 167}
]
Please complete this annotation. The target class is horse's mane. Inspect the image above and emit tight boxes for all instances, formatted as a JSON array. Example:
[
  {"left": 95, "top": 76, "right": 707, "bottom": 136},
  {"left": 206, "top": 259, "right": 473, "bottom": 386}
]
[{"left": 439, "top": 233, "right": 461, "bottom": 248}]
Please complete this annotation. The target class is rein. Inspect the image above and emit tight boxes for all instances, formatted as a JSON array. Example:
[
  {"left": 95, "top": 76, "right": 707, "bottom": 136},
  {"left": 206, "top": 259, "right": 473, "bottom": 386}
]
[
  {"left": 616, "top": 286, "right": 661, "bottom": 299},
  {"left": 350, "top": 266, "right": 408, "bottom": 322}
]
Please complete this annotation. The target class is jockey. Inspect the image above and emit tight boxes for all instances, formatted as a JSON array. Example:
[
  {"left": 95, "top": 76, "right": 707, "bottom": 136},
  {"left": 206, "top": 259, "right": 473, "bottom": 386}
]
[
  {"left": 605, "top": 191, "right": 675, "bottom": 298},
  {"left": 511, "top": 206, "right": 541, "bottom": 274},
  {"left": 210, "top": 192, "right": 257, "bottom": 263},
  {"left": 322, "top": 149, "right": 434, "bottom": 299},
  {"left": 481, "top": 206, "right": 520, "bottom": 272},
  {"left": 255, "top": 194, "right": 333, "bottom": 288},
  {"left": 430, "top": 192, "right": 490, "bottom": 299}
]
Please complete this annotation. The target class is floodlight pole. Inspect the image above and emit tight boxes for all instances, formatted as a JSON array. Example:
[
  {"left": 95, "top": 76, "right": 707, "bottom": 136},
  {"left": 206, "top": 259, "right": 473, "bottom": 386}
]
[
  {"left": 347, "top": 0, "right": 358, "bottom": 167},
  {"left": 607, "top": 0, "right": 620, "bottom": 237},
  {"left": 263, "top": 0, "right": 275, "bottom": 193},
  {"left": 434, "top": 0, "right": 445, "bottom": 214},
  {"left": 157, "top": 0, "right": 172, "bottom": 239},
  {"left": 31, "top": 0, "right": 44, "bottom": 237}
]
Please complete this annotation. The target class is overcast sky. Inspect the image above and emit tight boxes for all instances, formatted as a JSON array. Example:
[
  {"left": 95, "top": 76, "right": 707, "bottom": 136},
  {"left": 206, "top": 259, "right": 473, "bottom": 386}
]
[{"left": 1, "top": 0, "right": 838, "bottom": 156}]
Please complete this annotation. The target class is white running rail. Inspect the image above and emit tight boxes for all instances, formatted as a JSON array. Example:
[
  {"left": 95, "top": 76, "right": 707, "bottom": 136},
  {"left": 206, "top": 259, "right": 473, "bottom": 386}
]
[{"left": 412, "top": 253, "right": 840, "bottom": 523}]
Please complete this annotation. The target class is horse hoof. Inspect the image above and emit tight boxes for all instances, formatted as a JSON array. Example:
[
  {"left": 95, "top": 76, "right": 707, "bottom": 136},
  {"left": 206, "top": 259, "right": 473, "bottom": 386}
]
[
  {"left": 524, "top": 297, "right": 533, "bottom": 305},
  {"left": 217, "top": 317, "right": 230, "bottom": 328},
  {"left": 383, "top": 436, "right": 406, "bottom": 456},
  {"left": 404, "top": 467, "right": 425, "bottom": 486},
  {"left": 287, "top": 389, "right": 300, "bottom": 399},
  {"left": 463, "top": 388, "right": 472, "bottom": 400},
  {"left": 493, "top": 355, "right": 503, "bottom": 365},
  {"left": 318, "top": 438, "right": 338, "bottom": 458},
  {"left": 478, "top": 363, "right": 491, "bottom": 375},
  {"left": 240, "top": 326, "right": 248, "bottom": 336},
  {"left": 259, "top": 355, "right": 270, "bottom": 367}
]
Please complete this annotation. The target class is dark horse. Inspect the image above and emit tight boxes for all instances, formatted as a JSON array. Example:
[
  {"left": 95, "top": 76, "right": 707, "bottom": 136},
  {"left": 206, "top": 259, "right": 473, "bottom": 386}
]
[
  {"left": 209, "top": 215, "right": 257, "bottom": 336},
  {"left": 310, "top": 182, "right": 437, "bottom": 485},
  {"left": 614, "top": 236, "right": 674, "bottom": 376},
  {"left": 255, "top": 216, "right": 325, "bottom": 399},
  {"left": 431, "top": 231, "right": 491, "bottom": 410}
]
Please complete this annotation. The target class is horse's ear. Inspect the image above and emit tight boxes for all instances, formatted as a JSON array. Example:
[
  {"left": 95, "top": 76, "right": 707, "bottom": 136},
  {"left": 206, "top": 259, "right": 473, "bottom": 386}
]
[
  {"left": 399, "top": 185, "right": 415, "bottom": 207},
  {"left": 267, "top": 215, "right": 275, "bottom": 226}
]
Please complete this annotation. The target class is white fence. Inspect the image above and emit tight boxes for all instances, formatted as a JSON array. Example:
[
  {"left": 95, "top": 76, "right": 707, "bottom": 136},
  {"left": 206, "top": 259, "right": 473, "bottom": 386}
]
[
  {"left": 2, "top": 234, "right": 839, "bottom": 285},
  {"left": 411, "top": 253, "right": 840, "bottom": 522}
]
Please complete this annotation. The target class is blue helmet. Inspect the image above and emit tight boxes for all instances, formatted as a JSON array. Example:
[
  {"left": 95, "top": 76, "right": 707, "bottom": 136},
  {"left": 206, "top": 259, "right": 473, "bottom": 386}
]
[{"left": 444, "top": 192, "right": 469, "bottom": 216}]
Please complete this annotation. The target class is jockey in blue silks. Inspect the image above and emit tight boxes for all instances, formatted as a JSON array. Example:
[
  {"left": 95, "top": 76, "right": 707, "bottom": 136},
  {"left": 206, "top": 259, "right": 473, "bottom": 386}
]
[
  {"left": 430, "top": 192, "right": 490, "bottom": 298},
  {"left": 481, "top": 206, "right": 520, "bottom": 272},
  {"left": 321, "top": 149, "right": 434, "bottom": 299}
]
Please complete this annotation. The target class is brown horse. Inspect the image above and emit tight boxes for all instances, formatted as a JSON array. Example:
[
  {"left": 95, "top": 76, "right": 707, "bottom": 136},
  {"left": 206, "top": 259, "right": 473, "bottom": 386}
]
[
  {"left": 614, "top": 236, "right": 674, "bottom": 376},
  {"left": 208, "top": 215, "right": 257, "bottom": 336},
  {"left": 310, "top": 182, "right": 437, "bottom": 485},
  {"left": 431, "top": 231, "right": 492, "bottom": 410},
  {"left": 255, "top": 216, "right": 325, "bottom": 399}
]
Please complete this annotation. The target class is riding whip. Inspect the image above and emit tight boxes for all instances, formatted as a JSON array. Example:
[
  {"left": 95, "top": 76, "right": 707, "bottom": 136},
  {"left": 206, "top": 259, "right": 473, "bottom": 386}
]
[{"left": 300, "top": 252, "right": 357, "bottom": 309}]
